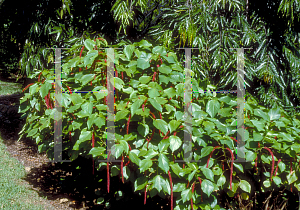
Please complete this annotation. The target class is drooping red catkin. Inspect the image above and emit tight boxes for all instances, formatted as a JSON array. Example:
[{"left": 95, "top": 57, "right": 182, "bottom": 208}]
[
  {"left": 38, "top": 72, "right": 42, "bottom": 82},
  {"left": 80, "top": 46, "right": 85, "bottom": 58},
  {"left": 144, "top": 186, "right": 147, "bottom": 204},
  {"left": 274, "top": 159, "right": 281, "bottom": 177},
  {"left": 92, "top": 131, "right": 95, "bottom": 148},
  {"left": 121, "top": 71, "right": 124, "bottom": 80},
  {"left": 168, "top": 170, "right": 173, "bottom": 210},
  {"left": 255, "top": 143, "right": 260, "bottom": 173},
  {"left": 152, "top": 72, "right": 157, "bottom": 82},
  {"left": 163, "top": 131, "right": 170, "bottom": 139},
  {"left": 191, "top": 182, "right": 195, "bottom": 210},
  {"left": 226, "top": 148, "right": 234, "bottom": 191},
  {"left": 174, "top": 131, "right": 177, "bottom": 136},
  {"left": 107, "top": 162, "right": 110, "bottom": 193},
  {"left": 207, "top": 146, "right": 220, "bottom": 168},
  {"left": 149, "top": 111, "right": 156, "bottom": 119},
  {"left": 147, "top": 129, "right": 155, "bottom": 149},
  {"left": 22, "top": 83, "right": 34, "bottom": 92},
  {"left": 290, "top": 157, "right": 293, "bottom": 192},
  {"left": 263, "top": 147, "right": 274, "bottom": 182},
  {"left": 127, "top": 114, "right": 131, "bottom": 135},
  {"left": 121, "top": 155, "right": 124, "bottom": 183},
  {"left": 66, "top": 85, "right": 72, "bottom": 94},
  {"left": 198, "top": 177, "right": 203, "bottom": 202}
]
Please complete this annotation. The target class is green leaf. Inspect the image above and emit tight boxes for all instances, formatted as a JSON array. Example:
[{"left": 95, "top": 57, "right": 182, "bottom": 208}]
[
  {"left": 287, "top": 172, "right": 297, "bottom": 184},
  {"left": 153, "top": 119, "right": 168, "bottom": 135},
  {"left": 217, "top": 175, "right": 226, "bottom": 187},
  {"left": 206, "top": 100, "right": 220, "bottom": 118},
  {"left": 139, "top": 76, "right": 151, "bottom": 84},
  {"left": 239, "top": 180, "right": 251, "bottom": 193},
  {"left": 170, "top": 163, "right": 182, "bottom": 177},
  {"left": 148, "top": 88, "right": 160, "bottom": 98},
  {"left": 137, "top": 123, "right": 149, "bottom": 137},
  {"left": 169, "top": 136, "right": 182, "bottom": 153},
  {"left": 113, "top": 77, "right": 125, "bottom": 90},
  {"left": 153, "top": 175, "right": 164, "bottom": 192},
  {"left": 169, "top": 120, "right": 181, "bottom": 133},
  {"left": 201, "top": 146, "right": 214, "bottom": 158},
  {"left": 181, "top": 189, "right": 192, "bottom": 203},
  {"left": 134, "top": 177, "right": 147, "bottom": 191},
  {"left": 148, "top": 98, "right": 162, "bottom": 112},
  {"left": 245, "top": 150, "right": 257, "bottom": 162},
  {"left": 173, "top": 183, "right": 186, "bottom": 192},
  {"left": 201, "top": 168, "right": 214, "bottom": 182},
  {"left": 39, "top": 82, "right": 52, "bottom": 98},
  {"left": 131, "top": 99, "right": 144, "bottom": 117},
  {"left": 139, "top": 159, "right": 153, "bottom": 173},
  {"left": 129, "top": 151, "right": 141, "bottom": 166},
  {"left": 158, "top": 153, "right": 169, "bottom": 173},
  {"left": 89, "top": 147, "right": 105, "bottom": 158},
  {"left": 268, "top": 108, "right": 281, "bottom": 121},
  {"left": 263, "top": 180, "right": 271, "bottom": 188},
  {"left": 113, "top": 144, "right": 124, "bottom": 159},
  {"left": 158, "top": 139, "right": 170, "bottom": 153},
  {"left": 254, "top": 109, "right": 269, "bottom": 121},
  {"left": 250, "top": 120, "right": 265, "bottom": 131},
  {"left": 202, "top": 179, "right": 215, "bottom": 197},
  {"left": 115, "top": 109, "right": 130, "bottom": 121},
  {"left": 137, "top": 57, "right": 150, "bottom": 70},
  {"left": 273, "top": 176, "right": 281, "bottom": 186},
  {"left": 203, "top": 121, "right": 215, "bottom": 135},
  {"left": 138, "top": 40, "right": 152, "bottom": 48},
  {"left": 124, "top": 45, "right": 135, "bottom": 60},
  {"left": 158, "top": 64, "right": 172, "bottom": 74},
  {"left": 84, "top": 39, "right": 95, "bottom": 51},
  {"left": 233, "top": 163, "right": 244, "bottom": 173}
]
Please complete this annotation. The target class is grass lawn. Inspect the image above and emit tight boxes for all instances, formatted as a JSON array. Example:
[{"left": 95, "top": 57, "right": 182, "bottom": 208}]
[
  {"left": 0, "top": 138, "right": 56, "bottom": 210},
  {"left": 0, "top": 79, "right": 23, "bottom": 95},
  {"left": 0, "top": 78, "right": 55, "bottom": 209}
]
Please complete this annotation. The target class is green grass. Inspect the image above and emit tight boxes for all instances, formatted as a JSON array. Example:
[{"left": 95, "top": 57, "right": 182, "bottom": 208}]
[
  {"left": 0, "top": 139, "right": 54, "bottom": 210},
  {"left": 0, "top": 79, "right": 23, "bottom": 95},
  {"left": 0, "top": 78, "right": 53, "bottom": 209}
]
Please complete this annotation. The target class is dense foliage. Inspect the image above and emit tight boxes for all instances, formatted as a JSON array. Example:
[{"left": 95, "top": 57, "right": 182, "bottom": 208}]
[{"left": 19, "top": 37, "right": 300, "bottom": 209}]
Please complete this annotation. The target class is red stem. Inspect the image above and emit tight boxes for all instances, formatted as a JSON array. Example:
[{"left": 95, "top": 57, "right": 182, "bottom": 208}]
[
  {"left": 144, "top": 185, "right": 147, "bottom": 205},
  {"left": 226, "top": 148, "right": 234, "bottom": 191},
  {"left": 168, "top": 170, "right": 173, "bottom": 210},
  {"left": 147, "top": 128, "right": 155, "bottom": 149},
  {"left": 66, "top": 85, "right": 72, "bottom": 94}
]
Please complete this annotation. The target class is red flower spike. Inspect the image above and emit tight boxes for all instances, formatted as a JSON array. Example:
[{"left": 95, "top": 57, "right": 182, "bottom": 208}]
[
  {"left": 127, "top": 114, "right": 131, "bottom": 135},
  {"left": 22, "top": 83, "right": 34, "bottom": 92},
  {"left": 191, "top": 182, "right": 195, "bottom": 210},
  {"left": 107, "top": 162, "right": 110, "bottom": 193},
  {"left": 226, "top": 148, "right": 234, "bottom": 191},
  {"left": 198, "top": 177, "right": 203, "bottom": 202},
  {"left": 174, "top": 131, "right": 177, "bottom": 136},
  {"left": 80, "top": 46, "right": 85, "bottom": 58},
  {"left": 92, "top": 131, "right": 95, "bottom": 148},
  {"left": 121, "top": 155, "right": 124, "bottom": 183},
  {"left": 207, "top": 146, "right": 221, "bottom": 168},
  {"left": 144, "top": 185, "right": 147, "bottom": 205},
  {"left": 274, "top": 159, "right": 281, "bottom": 177},
  {"left": 121, "top": 71, "right": 124, "bottom": 80},
  {"left": 152, "top": 72, "right": 157, "bottom": 82},
  {"left": 66, "top": 85, "right": 72, "bottom": 94},
  {"left": 263, "top": 147, "right": 274, "bottom": 181},
  {"left": 160, "top": 58, "right": 163, "bottom": 64},
  {"left": 38, "top": 72, "right": 42, "bottom": 82},
  {"left": 168, "top": 170, "right": 173, "bottom": 210}
]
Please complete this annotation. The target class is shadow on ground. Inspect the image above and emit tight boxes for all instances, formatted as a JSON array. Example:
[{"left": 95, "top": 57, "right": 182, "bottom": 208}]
[{"left": 0, "top": 93, "right": 171, "bottom": 210}]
